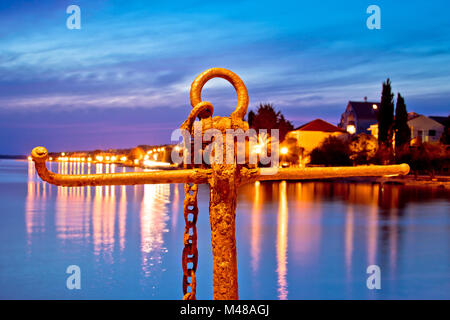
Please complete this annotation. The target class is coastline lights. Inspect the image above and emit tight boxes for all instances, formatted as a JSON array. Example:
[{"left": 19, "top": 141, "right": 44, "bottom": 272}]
[
  {"left": 96, "top": 156, "right": 103, "bottom": 162},
  {"left": 61, "top": 152, "right": 65, "bottom": 156},
  {"left": 120, "top": 156, "right": 127, "bottom": 162},
  {"left": 87, "top": 157, "right": 92, "bottom": 162},
  {"left": 111, "top": 156, "right": 117, "bottom": 161},
  {"left": 105, "top": 156, "right": 110, "bottom": 161}
]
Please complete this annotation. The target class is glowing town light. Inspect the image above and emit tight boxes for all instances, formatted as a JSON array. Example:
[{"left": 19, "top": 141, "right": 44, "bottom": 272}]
[
  {"left": 49, "top": 157, "right": 53, "bottom": 161},
  {"left": 105, "top": 156, "right": 110, "bottom": 161},
  {"left": 280, "top": 147, "right": 289, "bottom": 155},
  {"left": 120, "top": 156, "right": 127, "bottom": 161},
  {"left": 372, "top": 104, "right": 378, "bottom": 110},
  {"left": 144, "top": 155, "right": 149, "bottom": 160},
  {"left": 61, "top": 152, "right": 65, "bottom": 156},
  {"left": 28, "top": 156, "right": 32, "bottom": 161},
  {"left": 111, "top": 156, "right": 117, "bottom": 161},
  {"left": 174, "top": 145, "right": 181, "bottom": 152},
  {"left": 346, "top": 124, "right": 356, "bottom": 134},
  {"left": 134, "top": 159, "right": 139, "bottom": 165},
  {"left": 87, "top": 157, "right": 92, "bottom": 162},
  {"left": 252, "top": 144, "right": 263, "bottom": 154},
  {"left": 153, "top": 154, "right": 158, "bottom": 160},
  {"left": 96, "top": 156, "right": 103, "bottom": 162},
  {"left": 81, "top": 157, "right": 85, "bottom": 162}
]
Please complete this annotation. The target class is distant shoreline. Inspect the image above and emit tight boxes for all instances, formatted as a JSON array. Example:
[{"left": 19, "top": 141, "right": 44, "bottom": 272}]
[{"left": 0, "top": 155, "right": 27, "bottom": 160}]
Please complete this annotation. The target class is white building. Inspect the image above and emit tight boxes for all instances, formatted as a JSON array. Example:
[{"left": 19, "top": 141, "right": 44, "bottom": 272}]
[
  {"left": 408, "top": 114, "right": 444, "bottom": 144},
  {"left": 369, "top": 114, "right": 445, "bottom": 144}
]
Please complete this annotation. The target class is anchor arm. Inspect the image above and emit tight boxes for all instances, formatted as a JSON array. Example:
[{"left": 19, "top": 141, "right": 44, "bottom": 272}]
[
  {"left": 241, "top": 164, "right": 410, "bottom": 185},
  {"left": 31, "top": 147, "right": 210, "bottom": 187}
]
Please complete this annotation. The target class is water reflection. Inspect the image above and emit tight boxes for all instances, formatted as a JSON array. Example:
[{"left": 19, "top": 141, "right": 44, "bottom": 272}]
[
  {"left": 276, "top": 181, "right": 288, "bottom": 300},
  {"left": 250, "top": 181, "right": 262, "bottom": 274},
  {"left": 242, "top": 179, "right": 449, "bottom": 299},
  {"left": 140, "top": 183, "right": 170, "bottom": 277},
  {"left": 26, "top": 161, "right": 171, "bottom": 274},
  {"left": 21, "top": 159, "right": 450, "bottom": 299}
]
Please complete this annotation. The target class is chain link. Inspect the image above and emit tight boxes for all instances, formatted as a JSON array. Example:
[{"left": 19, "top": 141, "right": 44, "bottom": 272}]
[
  {"left": 182, "top": 181, "right": 199, "bottom": 300},
  {"left": 181, "top": 102, "right": 213, "bottom": 300}
]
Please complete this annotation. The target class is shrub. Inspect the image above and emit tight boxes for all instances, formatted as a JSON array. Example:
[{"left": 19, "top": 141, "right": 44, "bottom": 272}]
[
  {"left": 349, "top": 133, "right": 378, "bottom": 165},
  {"left": 309, "top": 136, "right": 351, "bottom": 166}
]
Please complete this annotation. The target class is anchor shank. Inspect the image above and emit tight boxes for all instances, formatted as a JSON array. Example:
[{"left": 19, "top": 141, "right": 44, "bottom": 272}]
[{"left": 208, "top": 163, "right": 239, "bottom": 300}]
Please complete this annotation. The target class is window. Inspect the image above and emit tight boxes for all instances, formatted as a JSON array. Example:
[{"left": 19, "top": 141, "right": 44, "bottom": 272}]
[{"left": 429, "top": 130, "right": 436, "bottom": 136}]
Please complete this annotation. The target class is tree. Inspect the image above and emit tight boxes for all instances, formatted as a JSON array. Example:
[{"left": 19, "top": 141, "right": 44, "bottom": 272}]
[
  {"left": 439, "top": 117, "right": 450, "bottom": 145},
  {"left": 407, "top": 143, "right": 449, "bottom": 179},
  {"left": 378, "top": 79, "right": 394, "bottom": 150},
  {"left": 394, "top": 93, "right": 411, "bottom": 150},
  {"left": 349, "top": 133, "right": 378, "bottom": 164},
  {"left": 309, "top": 136, "right": 352, "bottom": 166},
  {"left": 249, "top": 103, "right": 294, "bottom": 142},
  {"left": 247, "top": 110, "right": 255, "bottom": 127}
]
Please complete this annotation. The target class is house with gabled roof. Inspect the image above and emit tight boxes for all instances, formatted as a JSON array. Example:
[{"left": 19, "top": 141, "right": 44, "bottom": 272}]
[
  {"left": 338, "top": 99, "right": 380, "bottom": 134},
  {"left": 369, "top": 113, "right": 446, "bottom": 145},
  {"left": 284, "top": 119, "right": 349, "bottom": 165}
]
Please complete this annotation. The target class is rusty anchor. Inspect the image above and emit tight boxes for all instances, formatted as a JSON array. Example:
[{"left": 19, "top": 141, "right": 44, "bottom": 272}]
[{"left": 31, "top": 67, "right": 410, "bottom": 300}]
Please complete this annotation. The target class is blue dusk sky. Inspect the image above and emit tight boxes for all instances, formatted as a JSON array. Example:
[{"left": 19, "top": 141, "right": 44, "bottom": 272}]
[{"left": 0, "top": 0, "right": 449, "bottom": 154}]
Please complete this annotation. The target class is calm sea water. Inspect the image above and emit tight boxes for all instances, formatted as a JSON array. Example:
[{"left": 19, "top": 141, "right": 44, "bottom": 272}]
[{"left": 0, "top": 159, "right": 449, "bottom": 299}]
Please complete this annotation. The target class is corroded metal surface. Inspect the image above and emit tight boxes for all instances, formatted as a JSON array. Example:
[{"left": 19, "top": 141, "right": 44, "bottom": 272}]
[
  {"left": 31, "top": 67, "right": 410, "bottom": 300},
  {"left": 31, "top": 146, "right": 409, "bottom": 187},
  {"left": 190, "top": 67, "right": 248, "bottom": 121},
  {"left": 31, "top": 146, "right": 210, "bottom": 186}
]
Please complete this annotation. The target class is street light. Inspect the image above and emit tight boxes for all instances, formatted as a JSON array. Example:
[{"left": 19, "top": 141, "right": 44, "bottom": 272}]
[
  {"left": 280, "top": 147, "right": 288, "bottom": 155},
  {"left": 346, "top": 124, "right": 356, "bottom": 134}
]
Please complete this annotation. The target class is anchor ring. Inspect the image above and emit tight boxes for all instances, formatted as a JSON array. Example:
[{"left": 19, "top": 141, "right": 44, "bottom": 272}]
[{"left": 190, "top": 68, "right": 249, "bottom": 120}]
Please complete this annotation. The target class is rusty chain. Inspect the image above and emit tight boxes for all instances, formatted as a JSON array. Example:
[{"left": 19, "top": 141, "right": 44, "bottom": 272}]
[{"left": 181, "top": 101, "right": 213, "bottom": 300}]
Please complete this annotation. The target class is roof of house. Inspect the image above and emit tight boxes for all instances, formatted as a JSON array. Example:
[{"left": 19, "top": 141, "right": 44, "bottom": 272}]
[
  {"left": 408, "top": 114, "right": 445, "bottom": 128},
  {"left": 294, "top": 119, "right": 347, "bottom": 133},
  {"left": 348, "top": 101, "right": 380, "bottom": 119},
  {"left": 408, "top": 112, "right": 420, "bottom": 121},
  {"left": 429, "top": 116, "right": 450, "bottom": 127}
]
